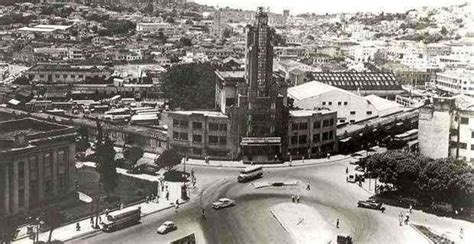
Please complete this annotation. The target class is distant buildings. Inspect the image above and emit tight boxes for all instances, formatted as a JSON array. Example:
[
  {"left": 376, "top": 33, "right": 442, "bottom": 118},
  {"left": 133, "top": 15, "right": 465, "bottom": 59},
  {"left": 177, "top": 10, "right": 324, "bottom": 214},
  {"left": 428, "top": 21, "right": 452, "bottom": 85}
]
[
  {"left": 25, "top": 64, "right": 112, "bottom": 84},
  {"left": 435, "top": 69, "right": 474, "bottom": 97},
  {"left": 418, "top": 95, "right": 474, "bottom": 165},
  {"left": 0, "top": 116, "right": 76, "bottom": 217}
]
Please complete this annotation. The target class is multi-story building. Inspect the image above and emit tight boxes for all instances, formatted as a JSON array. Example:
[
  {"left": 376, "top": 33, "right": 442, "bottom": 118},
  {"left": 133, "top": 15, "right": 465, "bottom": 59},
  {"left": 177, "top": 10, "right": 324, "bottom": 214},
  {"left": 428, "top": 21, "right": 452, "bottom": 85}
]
[
  {"left": 25, "top": 64, "right": 112, "bottom": 84},
  {"left": 0, "top": 116, "right": 76, "bottom": 218},
  {"left": 168, "top": 8, "right": 337, "bottom": 163},
  {"left": 288, "top": 110, "right": 337, "bottom": 157},
  {"left": 435, "top": 69, "right": 474, "bottom": 97},
  {"left": 418, "top": 95, "right": 474, "bottom": 165}
]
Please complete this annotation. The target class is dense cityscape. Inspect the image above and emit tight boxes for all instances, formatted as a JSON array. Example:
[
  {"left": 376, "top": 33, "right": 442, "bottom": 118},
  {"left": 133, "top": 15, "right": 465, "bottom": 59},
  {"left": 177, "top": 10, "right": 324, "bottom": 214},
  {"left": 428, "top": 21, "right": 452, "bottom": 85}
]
[{"left": 0, "top": 0, "right": 473, "bottom": 243}]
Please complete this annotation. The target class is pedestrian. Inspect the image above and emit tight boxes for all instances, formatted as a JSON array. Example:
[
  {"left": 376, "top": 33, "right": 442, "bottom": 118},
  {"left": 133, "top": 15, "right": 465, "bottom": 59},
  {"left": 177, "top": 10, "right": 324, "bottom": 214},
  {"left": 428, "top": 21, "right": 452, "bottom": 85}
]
[
  {"left": 345, "top": 167, "right": 348, "bottom": 174},
  {"left": 166, "top": 191, "right": 169, "bottom": 200},
  {"left": 292, "top": 195, "right": 295, "bottom": 203},
  {"left": 306, "top": 183, "right": 311, "bottom": 190},
  {"left": 336, "top": 218, "right": 340, "bottom": 228},
  {"left": 161, "top": 184, "right": 164, "bottom": 192},
  {"left": 327, "top": 153, "right": 331, "bottom": 159},
  {"left": 405, "top": 213, "right": 410, "bottom": 225},
  {"left": 76, "top": 222, "right": 81, "bottom": 231},
  {"left": 346, "top": 176, "right": 348, "bottom": 182},
  {"left": 145, "top": 196, "right": 149, "bottom": 203},
  {"left": 98, "top": 216, "right": 102, "bottom": 224},
  {"left": 202, "top": 208, "right": 206, "bottom": 219},
  {"left": 296, "top": 195, "right": 300, "bottom": 203},
  {"left": 175, "top": 199, "right": 179, "bottom": 208},
  {"left": 90, "top": 216, "right": 94, "bottom": 225},
  {"left": 409, "top": 204, "right": 412, "bottom": 213},
  {"left": 460, "top": 228, "right": 464, "bottom": 240}
]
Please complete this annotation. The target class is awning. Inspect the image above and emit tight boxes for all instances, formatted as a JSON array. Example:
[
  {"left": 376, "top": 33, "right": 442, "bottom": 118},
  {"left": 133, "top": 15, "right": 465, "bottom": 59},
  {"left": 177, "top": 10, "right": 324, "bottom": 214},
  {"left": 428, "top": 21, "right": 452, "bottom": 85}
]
[{"left": 241, "top": 137, "right": 281, "bottom": 146}]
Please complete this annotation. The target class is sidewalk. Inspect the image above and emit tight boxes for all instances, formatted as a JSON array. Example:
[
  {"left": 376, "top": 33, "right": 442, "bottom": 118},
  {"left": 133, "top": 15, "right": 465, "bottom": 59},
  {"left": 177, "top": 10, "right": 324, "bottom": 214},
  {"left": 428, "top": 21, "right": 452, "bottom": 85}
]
[
  {"left": 185, "top": 154, "right": 351, "bottom": 168},
  {"left": 13, "top": 164, "right": 186, "bottom": 244}
]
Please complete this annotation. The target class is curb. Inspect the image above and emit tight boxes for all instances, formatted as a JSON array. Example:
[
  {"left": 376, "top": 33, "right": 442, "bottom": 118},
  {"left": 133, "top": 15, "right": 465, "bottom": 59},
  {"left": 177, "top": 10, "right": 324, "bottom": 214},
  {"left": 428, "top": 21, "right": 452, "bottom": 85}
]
[
  {"left": 186, "top": 156, "right": 352, "bottom": 169},
  {"left": 270, "top": 208, "right": 291, "bottom": 234},
  {"left": 64, "top": 200, "right": 190, "bottom": 242},
  {"left": 409, "top": 224, "right": 435, "bottom": 244}
]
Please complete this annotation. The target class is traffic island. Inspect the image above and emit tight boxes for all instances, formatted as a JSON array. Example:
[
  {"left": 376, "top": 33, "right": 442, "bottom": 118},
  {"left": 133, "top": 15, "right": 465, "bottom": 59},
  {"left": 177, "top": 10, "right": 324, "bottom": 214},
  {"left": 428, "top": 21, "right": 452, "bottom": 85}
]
[
  {"left": 270, "top": 203, "right": 337, "bottom": 244},
  {"left": 253, "top": 181, "right": 299, "bottom": 189}
]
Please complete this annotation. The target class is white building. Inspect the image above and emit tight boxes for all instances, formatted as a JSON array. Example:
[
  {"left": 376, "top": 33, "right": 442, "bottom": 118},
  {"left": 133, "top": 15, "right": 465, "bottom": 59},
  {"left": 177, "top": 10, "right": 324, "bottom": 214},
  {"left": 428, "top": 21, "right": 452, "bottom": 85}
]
[
  {"left": 418, "top": 95, "right": 474, "bottom": 166},
  {"left": 136, "top": 22, "right": 173, "bottom": 32},
  {"left": 436, "top": 69, "right": 474, "bottom": 97},
  {"left": 288, "top": 81, "right": 402, "bottom": 124}
]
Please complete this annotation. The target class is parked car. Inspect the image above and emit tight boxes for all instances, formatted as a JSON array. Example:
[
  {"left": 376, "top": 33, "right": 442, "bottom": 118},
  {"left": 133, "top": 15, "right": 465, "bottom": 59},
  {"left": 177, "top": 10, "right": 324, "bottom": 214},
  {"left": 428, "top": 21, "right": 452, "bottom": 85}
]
[
  {"left": 156, "top": 221, "right": 177, "bottom": 234},
  {"left": 212, "top": 198, "right": 235, "bottom": 209},
  {"left": 358, "top": 199, "right": 385, "bottom": 211}
]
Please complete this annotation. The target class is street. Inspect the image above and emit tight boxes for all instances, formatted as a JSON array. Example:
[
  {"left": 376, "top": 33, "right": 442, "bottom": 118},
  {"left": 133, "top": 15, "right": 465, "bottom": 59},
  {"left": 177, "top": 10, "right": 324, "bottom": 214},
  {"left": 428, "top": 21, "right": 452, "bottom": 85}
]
[{"left": 69, "top": 158, "right": 440, "bottom": 244}]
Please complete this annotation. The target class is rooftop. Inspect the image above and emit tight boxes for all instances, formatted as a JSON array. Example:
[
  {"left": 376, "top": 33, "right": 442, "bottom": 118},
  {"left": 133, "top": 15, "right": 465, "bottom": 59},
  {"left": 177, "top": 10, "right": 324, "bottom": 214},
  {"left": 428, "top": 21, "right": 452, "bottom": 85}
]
[
  {"left": 288, "top": 80, "right": 355, "bottom": 101},
  {"left": 172, "top": 110, "right": 229, "bottom": 118},
  {"left": 365, "top": 95, "right": 401, "bottom": 112},
  {"left": 289, "top": 109, "right": 334, "bottom": 117},
  {"left": 309, "top": 72, "right": 402, "bottom": 91}
]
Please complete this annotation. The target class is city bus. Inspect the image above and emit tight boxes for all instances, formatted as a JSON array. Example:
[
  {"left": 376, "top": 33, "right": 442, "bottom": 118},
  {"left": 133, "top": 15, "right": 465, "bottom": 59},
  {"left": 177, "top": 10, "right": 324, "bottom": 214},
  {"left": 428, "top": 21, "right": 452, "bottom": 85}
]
[
  {"left": 101, "top": 207, "right": 141, "bottom": 232},
  {"left": 237, "top": 165, "right": 263, "bottom": 182}
]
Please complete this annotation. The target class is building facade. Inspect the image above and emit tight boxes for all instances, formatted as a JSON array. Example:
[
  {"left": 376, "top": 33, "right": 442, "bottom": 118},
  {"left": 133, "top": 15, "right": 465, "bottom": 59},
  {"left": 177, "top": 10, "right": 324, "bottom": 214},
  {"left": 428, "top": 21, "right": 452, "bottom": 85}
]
[
  {"left": 0, "top": 117, "right": 76, "bottom": 218},
  {"left": 418, "top": 95, "right": 474, "bottom": 165},
  {"left": 26, "top": 64, "right": 112, "bottom": 84},
  {"left": 435, "top": 69, "right": 474, "bottom": 97}
]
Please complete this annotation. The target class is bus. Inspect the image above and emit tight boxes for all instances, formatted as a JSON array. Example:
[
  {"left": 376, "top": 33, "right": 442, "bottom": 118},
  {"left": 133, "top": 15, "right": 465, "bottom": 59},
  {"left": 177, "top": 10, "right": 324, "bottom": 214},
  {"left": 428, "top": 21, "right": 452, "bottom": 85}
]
[
  {"left": 237, "top": 165, "right": 263, "bottom": 182},
  {"left": 394, "top": 129, "right": 418, "bottom": 142},
  {"left": 101, "top": 207, "right": 141, "bottom": 232}
]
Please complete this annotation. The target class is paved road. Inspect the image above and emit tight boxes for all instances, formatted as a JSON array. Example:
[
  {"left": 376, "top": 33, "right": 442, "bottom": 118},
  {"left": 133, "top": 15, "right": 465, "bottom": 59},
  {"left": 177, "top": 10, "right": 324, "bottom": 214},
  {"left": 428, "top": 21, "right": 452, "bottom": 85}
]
[{"left": 70, "top": 160, "right": 426, "bottom": 244}]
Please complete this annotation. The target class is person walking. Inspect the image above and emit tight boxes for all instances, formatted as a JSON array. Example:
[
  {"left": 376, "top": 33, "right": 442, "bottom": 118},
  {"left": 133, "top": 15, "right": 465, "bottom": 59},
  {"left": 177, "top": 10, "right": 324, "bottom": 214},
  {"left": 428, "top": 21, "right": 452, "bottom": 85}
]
[
  {"left": 176, "top": 199, "right": 179, "bottom": 208},
  {"left": 76, "top": 223, "right": 81, "bottom": 231},
  {"left": 409, "top": 204, "right": 413, "bottom": 213},
  {"left": 336, "top": 218, "right": 340, "bottom": 228},
  {"left": 296, "top": 195, "right": 300, "bottom": 203},
  {"left": 345, "top": 167, "right": 349, "bottom": 174},
  {"left": 306, "top": 183, "right": 311, "bottom": 190},
  {"left": 90, "top": 216, "right": 94, "bottom": 226},
  {"left": 166, "top": 191, "right": 169, "bottom": 200}
]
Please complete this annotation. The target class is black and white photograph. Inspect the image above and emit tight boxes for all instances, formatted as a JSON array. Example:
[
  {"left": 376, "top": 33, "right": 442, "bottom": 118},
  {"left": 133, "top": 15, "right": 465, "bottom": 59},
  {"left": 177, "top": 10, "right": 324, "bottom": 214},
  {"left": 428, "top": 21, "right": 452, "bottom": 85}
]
[{"left": 0, "top": 0, "right": 472, "bottom": 243}]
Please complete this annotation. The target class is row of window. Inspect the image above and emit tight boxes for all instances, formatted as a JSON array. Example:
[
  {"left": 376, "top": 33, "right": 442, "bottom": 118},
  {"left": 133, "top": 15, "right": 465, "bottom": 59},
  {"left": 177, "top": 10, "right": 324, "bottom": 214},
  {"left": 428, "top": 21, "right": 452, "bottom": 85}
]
[
  {"left": 173, "top": 132, "right": 227, "bottom": 145},
  {"left": 450, "top": 141, "right": 474, "bottom": 150},
  {"left": 322, "top": 101, "right": 348, "bottom": 106},
  {"left": 290, "top": 131, "right": 335, "bottom": 145},
  {"left": 292, "top": 118, "right": 335, "bottom": 131},
  {"left": 174, "top": 120, "right": 228, "bottom": 131},
  {"left": 36, "top": 74, "right": 106, "bottom": 79}
]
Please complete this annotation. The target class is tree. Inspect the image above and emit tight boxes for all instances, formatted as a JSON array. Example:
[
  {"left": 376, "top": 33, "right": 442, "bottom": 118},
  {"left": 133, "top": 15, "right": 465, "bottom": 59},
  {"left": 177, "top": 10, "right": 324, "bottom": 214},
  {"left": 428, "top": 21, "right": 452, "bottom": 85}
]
[
  {"left": 222, "top": 28, "right": 232, "bottom": 38},
  {"left": 124, "top": 145, "right": 144, "bottom": 167},
  {"left": 307, "top": 35, "right": 315, "bottom": 41},
  {"left": 161, "top": 62, "right": 216, "bottom": 110},
  {"left": 155, "top": 149, "right": 182, "bottom": 171},
  {"left": 95, "top": 122, "right": 118, "bottom": 196},
  {"left": 42, "top": 207, "right": 61, "bottom": 243}
]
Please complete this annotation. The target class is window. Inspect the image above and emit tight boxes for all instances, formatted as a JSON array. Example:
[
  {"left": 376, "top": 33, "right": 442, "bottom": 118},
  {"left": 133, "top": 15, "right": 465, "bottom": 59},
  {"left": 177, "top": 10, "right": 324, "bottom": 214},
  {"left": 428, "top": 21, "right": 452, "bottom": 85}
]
[
  {"left": 329, "top": 118, "right": 334, "bottom": 126},
  {"left": 180, "top": 120, "right": 188, "bottom": 128},
  {"left": 179, "top": 132, "right": 188, "bottom": 141},
  {"left": 350, "top": 111, "right": 356, "bottom": 115},
  {"left": 367, "top": 111, "right": 373, "bottom": 115},
  {"left": 63, "top": 74, "right": 67, "bottom": 78},
  {"left": 173, "top": 132, "right": 179, "bottom": 140},
  {"left": 329, "top": 131, "right": 334, "bottom": 140},
  {"left": 173, "top": 119, "right": 179, "bottom": 127},
  {"left": 338, "top": 102, "right": 341, "bottom": 105},
  {"left": 328, "top": 102, "right": 332, "bottom": 105},
  {"left": 55, "top": 74, "right": 60, "bottom": 78},
  {"left": 44, "top": 153, "right": 52, "bottom": 179},
  {"left": 472, "top": 131, "right": 474, "bottom": 138},
  {"left": 192, "top": 134, "right": 202, "bottom": 143},
  {"left": 471, "top": 144, "right": 474, "bottom": 150},
  {"left": 226, "top": 98, "right": 235, "bottom": 106},
  {"left": 292, "top": 123, "right": 298, "bottom": 131},
  {"left": 460, "top": 117, "right": 469, "bottom": 124},
  {"left": 350, "top": 120, "right": 355, "bottom": 123},
  {"left": 209, "top": 136, "right": 218, "bottom": 144},
  {"left": 344, "top": 102, "right": 348, "bottom": 105},
  {"left": 299, "top": 122, "right": 308, "bottom": 130},
  {"left": 299, "top": 135, "right": 307, "bottom": 144},
  {"left": 459, "top": 142, "right": 467, "bottom": 149},
  {"left": 291, "top": 136, "right": 298, "bottom": 145},
  {"left": 313, "top": 133, "right": 320, "bottom": 142},
  {"left": 322, "top": 132, "right": 329, "bottom": 141},
  {"left": 219, "top": 136, "right": 227, "bottom": 145},
  {"left": 219, "top": 124, "right": 227, "bottom": 131},
  {"left": 209, "top": 123, "right": 219, "bottom": 131},
  {"left": 71, "top": 75, "right": 75, "bottom": 78},
  {"left": 322, "top": 102, "right": 326, "bottom": 105},
  {"left": 192, "top": 122, "right": 202, "bottom": 129},
  {"left": 313, "top": 121, "right": 321, "bottom": 129}
]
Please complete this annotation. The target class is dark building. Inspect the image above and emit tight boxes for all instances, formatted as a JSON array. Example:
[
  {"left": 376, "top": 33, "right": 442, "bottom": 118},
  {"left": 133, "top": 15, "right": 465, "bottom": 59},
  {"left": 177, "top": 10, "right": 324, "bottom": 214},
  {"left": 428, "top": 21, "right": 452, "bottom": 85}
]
[{"left": 0, "top": 117, "right": 76, "bottom": 218}]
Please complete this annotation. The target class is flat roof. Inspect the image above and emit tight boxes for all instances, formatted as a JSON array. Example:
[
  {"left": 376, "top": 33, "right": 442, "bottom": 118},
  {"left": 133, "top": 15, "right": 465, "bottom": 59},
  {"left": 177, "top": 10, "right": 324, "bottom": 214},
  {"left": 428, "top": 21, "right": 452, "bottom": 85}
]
[
  {"left": 289, "top": 109, "right": 334, "bottom": 117},
  {"left": 172, "top": 111, "right": 228, "bottom": 118}
]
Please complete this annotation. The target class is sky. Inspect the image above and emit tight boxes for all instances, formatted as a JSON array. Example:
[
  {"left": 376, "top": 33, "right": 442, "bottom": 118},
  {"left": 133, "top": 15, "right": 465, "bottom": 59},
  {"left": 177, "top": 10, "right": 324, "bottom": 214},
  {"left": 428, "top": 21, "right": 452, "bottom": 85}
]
[{"left": 193, "top": 0, "right": 468, "bottom": 14}]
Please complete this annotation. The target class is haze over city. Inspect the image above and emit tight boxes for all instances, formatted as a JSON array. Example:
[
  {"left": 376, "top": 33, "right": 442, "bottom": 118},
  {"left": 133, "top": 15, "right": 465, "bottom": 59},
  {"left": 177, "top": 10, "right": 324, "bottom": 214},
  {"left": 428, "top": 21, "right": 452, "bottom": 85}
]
[{"left": 195, "top": 0, "right": 468, "bottom": 14}]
